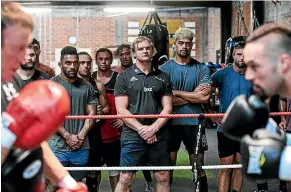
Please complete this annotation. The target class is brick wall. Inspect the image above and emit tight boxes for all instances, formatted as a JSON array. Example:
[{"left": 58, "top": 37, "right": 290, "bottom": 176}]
[
  {"left": 207, "top": 8, "right": 221, "bottom": 63},
  {"left": 32, "top": 8, "right": 209, "bottom": 70},
  {"left": 35, "top": 14, "right": 116, "bottom": 68},
  {"left": 264, "top": 1, "right": 291, "bottom": 29}
]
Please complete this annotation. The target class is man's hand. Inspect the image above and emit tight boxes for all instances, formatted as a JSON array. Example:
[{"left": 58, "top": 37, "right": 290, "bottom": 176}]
[
  {"left": 65, "top": 135, "right": 81, "bottom": 150},
  {"left": 138, "top": 125, "right": 158, "bottom": 140},
  {"left": 76, "top": 132, "right": 85, "bottom": 147},
  {"left": 145, "top": 135, "right": 157, "bottom": 144},
  {"left": 172, "top": 90, "right": 179, "bottom": 97},
  {"left": 96, "top": 105, "right": 103, "bottom": 115},
  {"left": 214, "top": 117, "right": 223, "bottom": 127},
  {"left": 195, "top": 84, "right": 211, "bottom": 92},
  {"left": 57, "top": 182, "right": 88, "bottom": 192},
  {"left": 112, "top": 119, "right": 124, "bottom": 129},
  {"left": 278, "top": 120, "right": 287, "bottom": 131}
]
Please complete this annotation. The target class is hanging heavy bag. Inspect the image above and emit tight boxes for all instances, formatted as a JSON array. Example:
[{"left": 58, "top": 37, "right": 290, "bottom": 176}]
[
  {"left": 225, "top": 35, "right": 246, "bottom": 65},
  {"left": 139, "top": 11, "right": 169, "bottom": 69}
]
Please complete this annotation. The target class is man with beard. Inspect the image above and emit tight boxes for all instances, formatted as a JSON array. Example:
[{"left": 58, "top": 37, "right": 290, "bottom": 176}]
[
  {"left": 221, "top": 23, "right": 291, "bottom": 191},
  {"left": 114, "top": 44, "right": 133, "bottom": 73},
  {"left": 46, "top": 46, "right": 97, "bottom": 191},
  {"left": 31, "top": 38, "right": 55, "bottom": 78},
  {"left": 114, "top": 36, "right": 172, "bottom": 192},
  {"left": 15, "top": 43, "right": 50, "bottom": 83},
  {"left": 211, "top": 43, "right": 252, "bottom": 192},
  {"left": 77, "top": 51, "right": 110, "bottom": 192},
  {"left": 159, "top": 28, "right": 211, "bottom": 190}
]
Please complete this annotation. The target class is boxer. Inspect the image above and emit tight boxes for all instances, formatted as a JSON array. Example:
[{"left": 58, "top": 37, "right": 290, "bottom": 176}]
[
  {"left": 221, "top": 23, "right": 291, "bottom": 186},
  {"left": 1, "top": 2, "right": 87, "bottom": 192}
]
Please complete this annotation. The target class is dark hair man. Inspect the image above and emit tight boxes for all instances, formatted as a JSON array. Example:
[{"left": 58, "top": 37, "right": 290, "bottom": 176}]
[
  {"left": 31, "top": 38, "right": 55, "bottom": 78},
  {"left": 47, "top": 46, "right": 97, "bottom": 191},
  {"left": 16, "top": 44, "right": 50, "bottom": 82},
  {"left": 114, "top": 44, "right": 133, "bottom": 73},
  {"left": 114, "top": 36, "right": 173, "bottom": 192},
  {"left": 92, "top": 47, "right": 122, "bottom": 192},
  {"left": 224, "top": 23, "right": 291, "bottom": 190},
  {"left": 77, "top": 51, "right": 110, "bottom": 192},
  {"left": 212, "top": 43, "right": 252, "bottom": 192}
]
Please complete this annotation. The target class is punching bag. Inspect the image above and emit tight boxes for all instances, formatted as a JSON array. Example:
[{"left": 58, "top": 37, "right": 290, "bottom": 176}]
[
  {"left": 225, "top": 36, "right": 246, "bottom": 65},
  {"left": 139, "top": 11, "right": 169, "bottom": 69}
]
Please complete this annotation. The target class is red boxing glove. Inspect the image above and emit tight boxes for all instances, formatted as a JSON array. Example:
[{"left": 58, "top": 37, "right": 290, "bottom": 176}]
[
  {"left": 56, "top": 182, "right": 88, "bottom": 192},
  {"left": 2, "top": 80, "right": 70, "bottom": 150}
]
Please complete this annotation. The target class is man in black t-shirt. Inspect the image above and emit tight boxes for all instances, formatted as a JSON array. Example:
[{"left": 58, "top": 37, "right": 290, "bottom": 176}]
[
  {"left": 16, "top": 44, "right": 50, "bottom": 82},
  {"left": 114, "top": 36, "right": 173, "bottom": 192}
]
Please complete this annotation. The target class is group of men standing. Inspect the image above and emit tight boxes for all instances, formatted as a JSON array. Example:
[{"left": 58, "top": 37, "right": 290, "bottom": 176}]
[
  {"left": 40, "top": 27, "right": 213, "bottom": 192},
  {"left": 3, "top": 7, "right": 290, "bottom": 192}
]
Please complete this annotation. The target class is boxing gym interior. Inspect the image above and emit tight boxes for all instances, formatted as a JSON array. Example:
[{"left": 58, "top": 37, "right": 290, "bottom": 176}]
[{"left": 3, "top": 0, "right": 291, "bottom": 192}]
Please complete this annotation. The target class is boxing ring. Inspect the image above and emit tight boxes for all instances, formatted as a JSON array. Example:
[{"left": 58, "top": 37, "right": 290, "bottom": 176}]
[{"left": 63, "top": 112, "right": 291, "bottom": 172}]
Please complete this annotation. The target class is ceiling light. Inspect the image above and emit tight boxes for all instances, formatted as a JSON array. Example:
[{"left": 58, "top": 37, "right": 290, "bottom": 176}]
[
  {"left": 21, "top": 7, "right": 52, "bottom": 13},
  {"left": 103, "top": 7, "right": 155, "bottom": 13}
]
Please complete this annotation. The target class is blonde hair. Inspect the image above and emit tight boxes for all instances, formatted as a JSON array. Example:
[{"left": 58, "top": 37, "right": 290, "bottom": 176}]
[
  {"left": 131, "top": 36, "right": 157, "bottom": 57},
  {"left": 174, "top": 28, "right": 194, "bottom": 41},
  {"left": 1, "top": 2, "right": 34, "bottom": 31}
]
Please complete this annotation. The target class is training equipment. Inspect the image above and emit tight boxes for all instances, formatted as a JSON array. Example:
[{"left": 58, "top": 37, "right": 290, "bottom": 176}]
[
  {"left": 139, "top": 10, "right": 169, "bottom": 69},
  {"left": 192, "top": 114, "right": 206, "bottom": 192},
  {"left": 2, "top": 80, "right": 70, "bottom": 150},
  {"left": 222, "top": 94, "right": 269, "bottom": 141},
  {"left": 56, "top": 182, "right": 88, "bottom": 192},
  {"left": 241, "top": 129, "right": 291, "bottom": 181}
]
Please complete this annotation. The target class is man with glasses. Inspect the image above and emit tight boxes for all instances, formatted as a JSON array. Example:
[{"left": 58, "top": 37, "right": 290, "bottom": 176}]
[
  {"left": 31, "top": 38, "right": 55, "bottom": 78},
  {"left": 159, "top": 28, "right": 211, "bottom": 191}
]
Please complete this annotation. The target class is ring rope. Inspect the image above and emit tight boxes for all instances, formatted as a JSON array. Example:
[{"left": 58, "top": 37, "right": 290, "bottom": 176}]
[
  {"left": 65, "top": 112, "right": 291, "bottom": 120},
  {"left": 65, "top": 164, "right": 242, "bottom": 171}
]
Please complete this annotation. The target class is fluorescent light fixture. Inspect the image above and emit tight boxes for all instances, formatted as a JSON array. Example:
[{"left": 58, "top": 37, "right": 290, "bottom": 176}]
[
  {"left": 103, "top": 7, "right": 155, "bottom": 13},
  {"left": 21, "top": 7, "right": 52, "bottom": 13}
]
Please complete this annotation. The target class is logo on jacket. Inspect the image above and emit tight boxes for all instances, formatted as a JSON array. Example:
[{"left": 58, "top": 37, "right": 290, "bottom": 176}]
[
  {"left": 130, "top": 76, "right": 138, "bottom": 82},
  {"left": 155, "top": 76, "right": 164, "bottom": 82},
  {"left": 22, "top": 160, "right": 42, "bottom": 179},
  {"left": 144, "top": 87, "right": 153, "bottom": 92}
]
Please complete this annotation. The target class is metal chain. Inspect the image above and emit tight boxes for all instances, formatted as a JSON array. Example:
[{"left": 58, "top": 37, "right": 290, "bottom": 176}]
[
  {"left": 232, "top": 1, "right": 248, "bottom": 36},
  {"left": 65, "top": 164, "right": 243, "bottom": 171}
]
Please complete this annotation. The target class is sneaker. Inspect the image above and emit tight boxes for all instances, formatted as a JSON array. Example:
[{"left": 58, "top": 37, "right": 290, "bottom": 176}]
[{"left": 145, "top": 182, "right": 155, "bottom": 192}]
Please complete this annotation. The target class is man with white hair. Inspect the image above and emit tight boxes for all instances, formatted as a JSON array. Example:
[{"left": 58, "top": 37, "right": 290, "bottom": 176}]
[{"left": 159, "top": 28, "right": 211, "bottom": 190}]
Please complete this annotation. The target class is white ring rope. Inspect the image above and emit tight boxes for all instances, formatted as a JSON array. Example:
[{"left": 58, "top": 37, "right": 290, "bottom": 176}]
[{"left": 65, "top": 164, "right": 242, "bottom": 171}]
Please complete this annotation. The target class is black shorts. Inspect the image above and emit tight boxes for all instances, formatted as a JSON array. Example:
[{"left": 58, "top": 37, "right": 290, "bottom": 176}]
[
  {"left": 217, "top": 131, "right": 240, "bottom": 158},
  {"left": 88, "top": 125, "right": 103, "bottom": 167},
  {"left": 100, "top": 141, "right": 121, "bottom": 167},
  {"left": 169, "top": 125, "right": 208, "bottom": 154},
  {"left": 120, "top": 140, "right": 170, "bottom": 173}
]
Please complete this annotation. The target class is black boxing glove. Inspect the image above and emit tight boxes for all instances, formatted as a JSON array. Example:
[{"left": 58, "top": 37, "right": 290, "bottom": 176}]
[
  {"left": 240, "top": 129, "right": 286, "bottom": 180},
  {"left": 222, "top": 94, "right": 269, "bottom": 141}
]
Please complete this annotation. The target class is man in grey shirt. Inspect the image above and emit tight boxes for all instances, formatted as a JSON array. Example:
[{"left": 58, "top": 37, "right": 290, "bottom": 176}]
[{"left": 47, "top": 46, "right": 97, "bottom": 188}]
